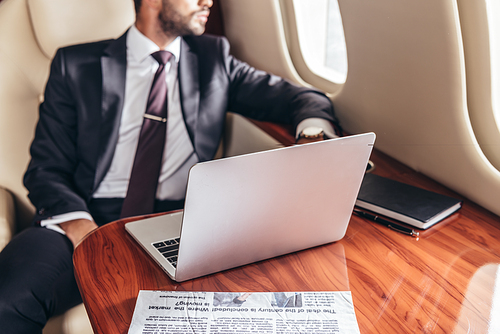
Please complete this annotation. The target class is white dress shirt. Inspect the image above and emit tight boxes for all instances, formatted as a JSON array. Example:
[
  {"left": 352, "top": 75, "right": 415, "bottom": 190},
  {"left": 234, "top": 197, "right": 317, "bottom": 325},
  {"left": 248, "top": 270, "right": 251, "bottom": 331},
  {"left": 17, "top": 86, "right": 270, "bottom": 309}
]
[{"left": 93, "top": 25, "right": 198, "bottom": 201}]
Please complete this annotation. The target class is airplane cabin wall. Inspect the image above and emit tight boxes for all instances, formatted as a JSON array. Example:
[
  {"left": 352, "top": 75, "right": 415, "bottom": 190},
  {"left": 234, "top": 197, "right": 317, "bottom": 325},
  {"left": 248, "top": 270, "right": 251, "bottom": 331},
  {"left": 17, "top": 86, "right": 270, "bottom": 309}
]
[
  {"left": 333, "top": 0, "right": 500, "bottom": 218},
  {"left": 220, "top": 0, "right": 500, "bottom": 217}
]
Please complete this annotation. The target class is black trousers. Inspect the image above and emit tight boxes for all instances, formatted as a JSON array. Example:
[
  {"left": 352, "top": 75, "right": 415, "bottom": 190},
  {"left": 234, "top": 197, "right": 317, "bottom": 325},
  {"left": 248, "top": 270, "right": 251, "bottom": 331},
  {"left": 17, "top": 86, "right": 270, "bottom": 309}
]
[{"left": 0, "top": 198, "right": 184, "bottom": 333}]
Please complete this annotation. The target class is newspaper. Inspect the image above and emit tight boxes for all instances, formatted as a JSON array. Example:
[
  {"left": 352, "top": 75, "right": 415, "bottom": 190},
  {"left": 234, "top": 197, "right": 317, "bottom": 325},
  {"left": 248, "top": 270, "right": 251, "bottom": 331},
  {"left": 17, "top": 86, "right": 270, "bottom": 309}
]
[{"left": 128, "top": 290, "right": 360, "bottom": 334}]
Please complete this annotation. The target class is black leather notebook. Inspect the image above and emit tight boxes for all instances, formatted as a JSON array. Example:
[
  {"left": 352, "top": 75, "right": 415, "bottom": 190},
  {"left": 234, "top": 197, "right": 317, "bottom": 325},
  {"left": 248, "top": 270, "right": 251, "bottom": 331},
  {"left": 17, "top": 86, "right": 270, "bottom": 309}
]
[{"left": 355, "top": 173, "right": 462, "bottom": 229}]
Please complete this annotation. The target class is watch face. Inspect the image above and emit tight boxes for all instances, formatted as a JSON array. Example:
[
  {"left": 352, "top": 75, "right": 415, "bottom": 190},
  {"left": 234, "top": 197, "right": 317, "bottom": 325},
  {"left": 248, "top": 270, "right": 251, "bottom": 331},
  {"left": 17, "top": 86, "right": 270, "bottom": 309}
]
[{"left": 303, "top": 126, "right": 324, "bottom": 137}]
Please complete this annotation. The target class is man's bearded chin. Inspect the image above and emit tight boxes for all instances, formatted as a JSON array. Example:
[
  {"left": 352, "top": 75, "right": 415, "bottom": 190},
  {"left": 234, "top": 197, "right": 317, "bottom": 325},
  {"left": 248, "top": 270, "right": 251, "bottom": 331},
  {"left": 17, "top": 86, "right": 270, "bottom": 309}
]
[{"left": 158, "top": 8, "right": 208, "bottom": 37}]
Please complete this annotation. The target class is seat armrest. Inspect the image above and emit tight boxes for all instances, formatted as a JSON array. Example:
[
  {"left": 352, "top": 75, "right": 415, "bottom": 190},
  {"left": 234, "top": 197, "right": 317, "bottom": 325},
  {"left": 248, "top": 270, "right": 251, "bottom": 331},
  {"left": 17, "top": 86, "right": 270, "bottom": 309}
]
[
  {"left": 223, "top": 113, "right": 287, "bottom": 158},
  {"left": 246, "top": 118, "right": 296, "bottom": 146},
  {"left": 0, "top": 187, "right": 16, "bottom": 251}
]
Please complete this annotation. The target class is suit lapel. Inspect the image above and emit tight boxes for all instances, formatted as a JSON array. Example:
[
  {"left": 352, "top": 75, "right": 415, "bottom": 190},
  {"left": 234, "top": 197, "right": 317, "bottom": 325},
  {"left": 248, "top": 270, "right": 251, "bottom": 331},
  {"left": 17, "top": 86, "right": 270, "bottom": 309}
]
[
  {"left": 178, "top": 38, "right": 200, "bottom": 148},
  {"left": 93, "top": 32, "right": 128, "bottom": 190}
]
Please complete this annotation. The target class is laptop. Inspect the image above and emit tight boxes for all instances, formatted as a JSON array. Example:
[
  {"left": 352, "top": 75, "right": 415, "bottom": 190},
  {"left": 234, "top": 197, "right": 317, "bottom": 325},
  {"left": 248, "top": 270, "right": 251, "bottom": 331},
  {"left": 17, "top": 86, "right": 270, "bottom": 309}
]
[{"left": 125, "top": 132, "right": 375, "bottom": 282}]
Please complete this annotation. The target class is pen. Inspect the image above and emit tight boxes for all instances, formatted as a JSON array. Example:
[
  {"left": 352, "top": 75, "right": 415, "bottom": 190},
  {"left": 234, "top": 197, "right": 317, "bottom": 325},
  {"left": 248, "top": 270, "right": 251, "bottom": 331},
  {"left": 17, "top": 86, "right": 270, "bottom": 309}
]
[{"left": 353, "top": 209, "right": 419, "bottom": 237}]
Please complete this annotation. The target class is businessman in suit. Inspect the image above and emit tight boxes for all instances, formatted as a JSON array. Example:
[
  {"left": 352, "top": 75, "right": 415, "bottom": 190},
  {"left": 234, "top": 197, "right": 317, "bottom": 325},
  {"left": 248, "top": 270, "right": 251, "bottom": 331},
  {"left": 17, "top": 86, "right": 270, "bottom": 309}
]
[{"left": 0, "top": 0, "right": 338, "bottom": 332}]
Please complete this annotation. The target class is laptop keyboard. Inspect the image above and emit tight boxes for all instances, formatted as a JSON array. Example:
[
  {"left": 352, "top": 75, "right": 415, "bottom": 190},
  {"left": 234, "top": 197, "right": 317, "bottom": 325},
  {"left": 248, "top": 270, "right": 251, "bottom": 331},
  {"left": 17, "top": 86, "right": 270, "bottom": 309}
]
[{"left": 152, "top": 238, "right": 180, "bottom": 268}]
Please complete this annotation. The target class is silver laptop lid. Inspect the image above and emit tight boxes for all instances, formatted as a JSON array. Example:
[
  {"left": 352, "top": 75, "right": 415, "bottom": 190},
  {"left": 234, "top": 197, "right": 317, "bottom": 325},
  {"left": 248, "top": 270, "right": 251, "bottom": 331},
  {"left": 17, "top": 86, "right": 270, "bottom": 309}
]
[{"left": 174, "top": 132, "right": 375, "bottom": 281}]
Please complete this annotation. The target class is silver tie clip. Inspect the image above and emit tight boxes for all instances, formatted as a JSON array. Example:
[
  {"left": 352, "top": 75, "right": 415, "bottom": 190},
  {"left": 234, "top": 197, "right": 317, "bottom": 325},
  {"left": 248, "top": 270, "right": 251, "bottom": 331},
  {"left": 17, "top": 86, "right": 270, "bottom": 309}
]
[{"left": 144, "top": 114, "right": 167, "bottom": 122}]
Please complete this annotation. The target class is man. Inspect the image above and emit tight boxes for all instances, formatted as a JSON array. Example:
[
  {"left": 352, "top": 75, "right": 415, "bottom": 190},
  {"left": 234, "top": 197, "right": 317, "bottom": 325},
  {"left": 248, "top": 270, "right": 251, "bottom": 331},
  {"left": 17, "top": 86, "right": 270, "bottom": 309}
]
[{"left": 0, "top": 0, "right": 338, "bottom": 332}]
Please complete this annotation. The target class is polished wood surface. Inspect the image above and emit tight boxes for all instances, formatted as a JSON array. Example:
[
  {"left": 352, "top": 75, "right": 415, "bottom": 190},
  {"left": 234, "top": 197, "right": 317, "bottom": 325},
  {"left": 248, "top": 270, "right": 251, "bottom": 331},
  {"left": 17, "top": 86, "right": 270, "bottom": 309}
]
[{"left": 74, "top": 128, "right": 500, "bottom": 334}]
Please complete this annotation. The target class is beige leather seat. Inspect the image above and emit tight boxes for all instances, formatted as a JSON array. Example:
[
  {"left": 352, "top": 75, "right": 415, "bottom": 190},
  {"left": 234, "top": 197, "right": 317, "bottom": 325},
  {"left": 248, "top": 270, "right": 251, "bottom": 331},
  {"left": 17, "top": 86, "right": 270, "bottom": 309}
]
[
  {"left": 0, "top": 0, "right": 134, "bottom": 332},
  {"left": 0, "top": 0, "right": 280, "bottom": 332}
]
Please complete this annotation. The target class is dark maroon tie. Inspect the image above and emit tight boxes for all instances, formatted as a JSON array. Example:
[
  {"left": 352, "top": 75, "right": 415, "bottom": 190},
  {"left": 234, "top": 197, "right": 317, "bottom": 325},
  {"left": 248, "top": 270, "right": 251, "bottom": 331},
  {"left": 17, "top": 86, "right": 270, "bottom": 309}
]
[{"left": 120, "top": 51, "right": 172, "bottom": 218}]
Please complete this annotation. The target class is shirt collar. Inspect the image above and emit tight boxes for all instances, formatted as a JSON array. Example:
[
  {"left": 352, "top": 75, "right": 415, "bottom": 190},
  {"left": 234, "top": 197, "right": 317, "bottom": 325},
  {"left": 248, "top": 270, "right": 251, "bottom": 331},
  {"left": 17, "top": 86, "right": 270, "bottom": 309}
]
[{"left": 127, "top": 24, "right": 181, "bottom": 63}]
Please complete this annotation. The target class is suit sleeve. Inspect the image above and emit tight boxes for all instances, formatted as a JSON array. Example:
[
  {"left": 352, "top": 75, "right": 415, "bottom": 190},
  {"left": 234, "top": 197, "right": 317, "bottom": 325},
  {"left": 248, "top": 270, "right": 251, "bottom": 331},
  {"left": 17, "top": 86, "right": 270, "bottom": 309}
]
[
  {"left": 219, "top": 37, "right": 340, "bottom": 131},
  {"left": 24, "top": 49, "right": 90, "bottom": 222}
]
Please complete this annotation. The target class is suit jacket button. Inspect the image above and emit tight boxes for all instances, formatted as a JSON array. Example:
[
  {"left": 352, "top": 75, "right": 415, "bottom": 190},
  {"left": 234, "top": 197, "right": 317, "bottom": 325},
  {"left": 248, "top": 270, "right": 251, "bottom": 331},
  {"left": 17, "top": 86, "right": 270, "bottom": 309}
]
[{"left": 38, "top": 208, "right": 45, "bottom": 215}]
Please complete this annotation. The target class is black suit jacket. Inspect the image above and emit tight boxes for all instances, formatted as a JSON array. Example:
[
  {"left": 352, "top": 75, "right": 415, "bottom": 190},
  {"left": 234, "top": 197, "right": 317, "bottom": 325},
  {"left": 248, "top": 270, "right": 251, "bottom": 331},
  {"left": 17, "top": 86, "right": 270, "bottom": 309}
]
[{"left": 24, "top": 30, "right": 337, "bottom": 222}]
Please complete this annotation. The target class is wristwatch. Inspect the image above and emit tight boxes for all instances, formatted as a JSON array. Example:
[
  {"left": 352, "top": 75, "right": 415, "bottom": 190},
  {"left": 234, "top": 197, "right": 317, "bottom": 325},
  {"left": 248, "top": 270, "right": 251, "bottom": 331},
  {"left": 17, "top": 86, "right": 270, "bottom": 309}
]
[{"left": 298, "top": 126, "right": 325, "bottom": 141}]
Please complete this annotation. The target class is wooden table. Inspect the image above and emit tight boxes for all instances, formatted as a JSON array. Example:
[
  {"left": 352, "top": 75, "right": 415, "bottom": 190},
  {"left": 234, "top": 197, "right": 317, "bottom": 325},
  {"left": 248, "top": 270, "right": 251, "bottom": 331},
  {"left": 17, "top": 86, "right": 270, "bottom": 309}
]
[{"left": 74, "top": 144, "right": 500, "bottom": 334}]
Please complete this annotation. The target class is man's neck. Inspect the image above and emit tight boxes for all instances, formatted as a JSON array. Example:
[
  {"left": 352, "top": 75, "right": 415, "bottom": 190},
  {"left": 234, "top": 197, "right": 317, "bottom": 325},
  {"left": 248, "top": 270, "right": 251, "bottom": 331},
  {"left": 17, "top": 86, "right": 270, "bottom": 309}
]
[{"left": 135, "top": 20, "right": 177, "bottom": 50}]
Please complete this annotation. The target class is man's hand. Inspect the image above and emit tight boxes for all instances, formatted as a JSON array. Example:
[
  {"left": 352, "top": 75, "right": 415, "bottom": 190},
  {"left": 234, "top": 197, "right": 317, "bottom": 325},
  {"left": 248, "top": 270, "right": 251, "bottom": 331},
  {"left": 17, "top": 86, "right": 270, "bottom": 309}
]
[{"left": 60, "top": 219, "right": 98, "bottom": 249}]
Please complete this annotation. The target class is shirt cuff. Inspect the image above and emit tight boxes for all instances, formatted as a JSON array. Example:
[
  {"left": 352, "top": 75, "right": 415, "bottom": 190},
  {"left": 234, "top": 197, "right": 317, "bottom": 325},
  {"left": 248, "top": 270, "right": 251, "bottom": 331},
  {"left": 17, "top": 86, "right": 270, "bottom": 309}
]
[
  {"left": 296, "top": 118, "right": 338, "bottom": 139},
  {"left": 40, "top": 211, "right": 94, "bottom": 235}
]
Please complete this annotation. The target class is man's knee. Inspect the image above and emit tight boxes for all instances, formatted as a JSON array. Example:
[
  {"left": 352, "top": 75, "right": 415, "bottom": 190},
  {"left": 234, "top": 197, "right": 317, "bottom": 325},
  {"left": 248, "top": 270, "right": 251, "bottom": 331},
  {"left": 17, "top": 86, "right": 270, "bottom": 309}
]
[
  {"left": 0, "top": 280, "right": 47, "bottom": 333},
  {"left": 0, "top": 227, "right": 81, "bottom": 331}
]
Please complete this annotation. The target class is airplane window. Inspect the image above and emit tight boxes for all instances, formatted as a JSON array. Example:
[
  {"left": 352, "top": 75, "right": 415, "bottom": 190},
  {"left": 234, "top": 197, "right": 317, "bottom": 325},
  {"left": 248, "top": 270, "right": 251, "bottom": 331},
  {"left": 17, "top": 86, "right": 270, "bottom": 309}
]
[
  {"left": 461, "top": 0, "right": 500, "bottom": 169},
  {"left": 291, "top": 0, "right": 347, "bottom": 84},
  {"left": 485, "top": 0, "right": 500, "bottom": 130}
]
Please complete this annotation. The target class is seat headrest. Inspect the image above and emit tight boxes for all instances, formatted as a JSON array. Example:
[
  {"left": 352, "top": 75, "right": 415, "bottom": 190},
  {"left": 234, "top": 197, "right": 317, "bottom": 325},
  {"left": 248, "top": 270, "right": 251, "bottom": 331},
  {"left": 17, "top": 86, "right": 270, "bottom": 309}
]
[{"left": 28, "top": 0, "right": 135, "bottom": 58}]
